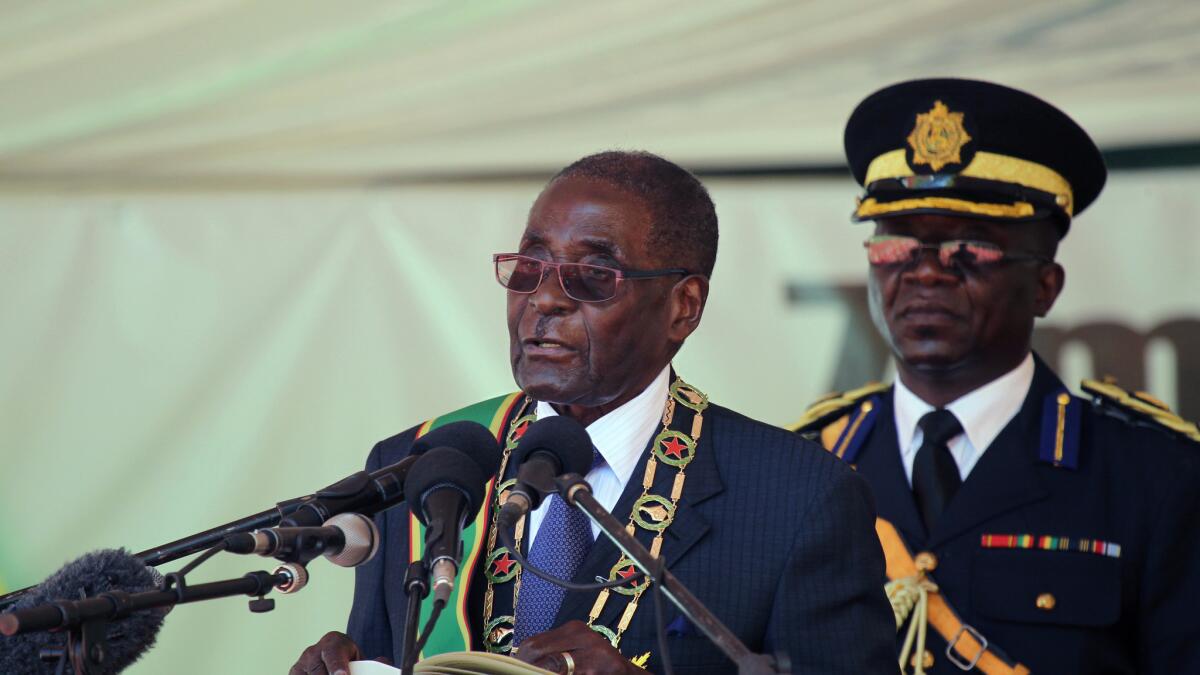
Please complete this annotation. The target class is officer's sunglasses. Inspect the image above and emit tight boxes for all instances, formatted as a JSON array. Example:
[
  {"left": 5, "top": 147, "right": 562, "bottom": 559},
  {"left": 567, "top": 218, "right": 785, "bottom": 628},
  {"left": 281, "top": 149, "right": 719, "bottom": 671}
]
[
  {"left": 863, "top": 235, "right": 1051, "bottom": 269},
  {"left": 493, "top": 253, "right": 690, "bottom": 303}
]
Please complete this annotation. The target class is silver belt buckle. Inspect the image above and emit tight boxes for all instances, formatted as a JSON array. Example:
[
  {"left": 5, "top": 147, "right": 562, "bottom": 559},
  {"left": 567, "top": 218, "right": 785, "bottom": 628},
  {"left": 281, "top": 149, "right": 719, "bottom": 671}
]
[{"left": 945, "top": 623, "right": 987, "bottom": 671}]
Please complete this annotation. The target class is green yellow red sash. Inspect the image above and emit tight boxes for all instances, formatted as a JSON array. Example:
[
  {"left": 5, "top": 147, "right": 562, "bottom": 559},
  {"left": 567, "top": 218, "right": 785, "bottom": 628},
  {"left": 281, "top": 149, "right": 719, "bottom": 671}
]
[{"left": 408, "top": 392, "right": 523, "bottom": 658}]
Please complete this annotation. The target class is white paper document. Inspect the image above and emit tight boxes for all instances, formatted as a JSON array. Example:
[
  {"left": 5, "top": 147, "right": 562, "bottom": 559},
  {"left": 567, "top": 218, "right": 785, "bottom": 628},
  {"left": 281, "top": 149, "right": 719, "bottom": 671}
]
[{"left": 349, "top": 652, "right": 554, "bottom": 675}]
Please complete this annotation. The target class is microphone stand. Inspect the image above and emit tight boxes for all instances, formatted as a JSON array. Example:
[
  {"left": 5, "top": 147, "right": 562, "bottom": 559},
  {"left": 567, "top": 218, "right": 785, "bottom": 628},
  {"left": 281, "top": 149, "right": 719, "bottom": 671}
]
[
  {"left": 1, "top": 461, "right": 414, "bottom": 610},
  {"left": 0, "top": 566, "right": 304, "bottom": 675},
  {"left": 0, "top": 502, "right": 308, "bottom": 611},
  {"left": 136, "top": 499, "right": 310, "bottom": 566},
  {"left": 398, "top": 560, "right": 430, "bottom": 675},
  {"left": 554, "top": 473, "right": 787, "bottom": 675}
]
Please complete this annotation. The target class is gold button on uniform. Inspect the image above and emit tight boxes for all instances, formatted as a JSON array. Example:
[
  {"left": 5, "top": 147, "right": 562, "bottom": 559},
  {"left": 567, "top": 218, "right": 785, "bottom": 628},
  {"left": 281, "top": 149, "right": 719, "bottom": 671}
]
[
  {"left": 914, "top": 551, "right": 938, "bottom": 572},
  {"left": 1036, "top": 593, "right": 1056, "bottom": 610},
  {"left": 910, "top": 650, "right": 935, "bottom": 669}
]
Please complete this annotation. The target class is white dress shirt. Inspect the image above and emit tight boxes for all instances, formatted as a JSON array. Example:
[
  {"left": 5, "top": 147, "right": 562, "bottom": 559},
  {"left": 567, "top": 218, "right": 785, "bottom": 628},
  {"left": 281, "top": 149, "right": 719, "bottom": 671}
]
[
  {"left": 526, "top": 365, "right": 671, "bottom": 546},
  {"left": 894, "top": 353, "right": 1035, "bottom": 486}
]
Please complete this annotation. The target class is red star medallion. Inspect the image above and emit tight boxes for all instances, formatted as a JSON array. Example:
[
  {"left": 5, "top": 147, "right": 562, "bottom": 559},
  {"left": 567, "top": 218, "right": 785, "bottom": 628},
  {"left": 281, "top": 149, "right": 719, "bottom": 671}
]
[
  {"left": 492, "top": 552, "right": 516, "bottom": 576},
  {"left": 662, "top": 436, "right": 688, "bottom": 459},
  {"left": 617, "top": 565, "right": 639, "bottom": 582},
  {"left": 514, "top": 422, "right": 530, "bottom": 439}
]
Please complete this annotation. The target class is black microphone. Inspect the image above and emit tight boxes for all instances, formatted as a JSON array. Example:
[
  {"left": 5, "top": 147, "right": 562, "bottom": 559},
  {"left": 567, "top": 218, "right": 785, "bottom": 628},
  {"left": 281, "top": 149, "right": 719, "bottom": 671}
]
[
  {"left": 409, "top": 420, "right": 504, "bottom": 465},
  {"left": 0, "top": 549, "right": 165, "bottom": 675},
  {"left": 496, "top": 416, "right": 594, "bottom": 533},
  {"left": 223, "top": 512, "right": 379, "bottom": 568},
  {"left": 281, "top": 420, "right": 503, "bottom": 528},
  {"left": 403, "top": 446, "right": 496, "bottom": 605}
]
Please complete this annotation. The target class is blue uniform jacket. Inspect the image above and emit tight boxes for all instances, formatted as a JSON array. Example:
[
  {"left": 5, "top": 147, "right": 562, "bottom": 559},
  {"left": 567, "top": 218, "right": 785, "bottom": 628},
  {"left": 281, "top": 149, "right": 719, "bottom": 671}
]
[{"left": 804, "top": 357, "right": 1200, "bottom": 673}]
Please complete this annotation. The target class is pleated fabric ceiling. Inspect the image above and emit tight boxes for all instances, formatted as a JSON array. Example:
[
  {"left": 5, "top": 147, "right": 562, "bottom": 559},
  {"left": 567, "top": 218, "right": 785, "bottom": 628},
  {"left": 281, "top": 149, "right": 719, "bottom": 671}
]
[{"left": 1, "top": 0, "right": 1197, "bottom": 184}]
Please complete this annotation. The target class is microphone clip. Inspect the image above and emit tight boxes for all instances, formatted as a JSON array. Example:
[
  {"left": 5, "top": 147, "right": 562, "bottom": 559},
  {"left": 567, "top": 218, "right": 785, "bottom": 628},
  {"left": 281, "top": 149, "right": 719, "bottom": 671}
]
[
  {"left": 553, "top": 472, "right": 591, "bottom": 507},
  {"left": 38, "top": 601, "right": 113, "bottom": 675}
]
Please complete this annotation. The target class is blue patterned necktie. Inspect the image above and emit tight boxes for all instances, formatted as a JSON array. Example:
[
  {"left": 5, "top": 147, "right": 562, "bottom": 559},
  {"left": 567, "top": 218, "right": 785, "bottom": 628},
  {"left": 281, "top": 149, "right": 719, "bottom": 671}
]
[{"left": 513, "top": 449, "right": 604, "bottom": 646}]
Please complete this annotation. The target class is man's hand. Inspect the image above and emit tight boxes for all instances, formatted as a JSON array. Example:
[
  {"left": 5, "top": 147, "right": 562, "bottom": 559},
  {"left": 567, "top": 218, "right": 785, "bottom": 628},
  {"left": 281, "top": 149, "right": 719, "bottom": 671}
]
[
  {"left": 288, "top": 631, "right": 383, "bottom": 675},
  {"left": 514, "top": 620, "right": 642, "bottom": 674}
]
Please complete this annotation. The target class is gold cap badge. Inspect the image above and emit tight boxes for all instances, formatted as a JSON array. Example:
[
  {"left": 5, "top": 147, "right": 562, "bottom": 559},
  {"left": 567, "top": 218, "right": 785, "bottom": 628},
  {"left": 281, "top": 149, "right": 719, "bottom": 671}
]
[{"left": 907, "top": 100, "right": 972, "bottom": 172}]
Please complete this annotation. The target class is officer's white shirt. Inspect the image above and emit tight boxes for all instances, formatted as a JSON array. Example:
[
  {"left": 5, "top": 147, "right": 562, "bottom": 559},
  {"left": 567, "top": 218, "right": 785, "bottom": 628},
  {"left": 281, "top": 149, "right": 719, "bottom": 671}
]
[
  {"left": 894, "top": 352, "right": 1035, "bottom": 486},
  {"left": 526, "top": 365, "right": 670, "bottom": 546}
]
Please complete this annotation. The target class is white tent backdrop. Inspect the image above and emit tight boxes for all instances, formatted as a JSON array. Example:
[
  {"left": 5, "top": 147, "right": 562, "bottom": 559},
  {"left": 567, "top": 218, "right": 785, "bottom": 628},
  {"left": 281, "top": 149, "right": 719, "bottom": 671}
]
[
  {"left": 1, "top": 0, "right": 1198, "bottom": 183},
  {"left": 1, "top": 2, "right": 1199, "bottom": 673}
]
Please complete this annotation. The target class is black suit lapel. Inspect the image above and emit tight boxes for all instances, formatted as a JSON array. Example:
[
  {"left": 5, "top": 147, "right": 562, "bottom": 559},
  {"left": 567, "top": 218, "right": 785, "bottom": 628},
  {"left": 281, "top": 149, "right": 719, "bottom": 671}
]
[
  {"left": 554, "top": 412, "right": 724, "bottom": 627},
  {"left": 853, "top": 390, "right": 928, "bottom": 546},
  {"left": 927, "top": 361, "right": 1060, "bottom": 548}
]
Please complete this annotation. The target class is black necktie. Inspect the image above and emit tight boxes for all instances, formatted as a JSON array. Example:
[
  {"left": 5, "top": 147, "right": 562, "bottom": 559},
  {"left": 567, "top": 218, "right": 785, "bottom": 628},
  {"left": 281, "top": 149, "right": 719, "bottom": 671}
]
[{"left": 912, "top": 409, "right": 963, "bottom": 532}]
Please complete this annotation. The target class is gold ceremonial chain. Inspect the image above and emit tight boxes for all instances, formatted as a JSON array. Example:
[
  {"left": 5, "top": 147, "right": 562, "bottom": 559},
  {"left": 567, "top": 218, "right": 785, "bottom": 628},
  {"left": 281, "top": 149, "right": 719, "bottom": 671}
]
[
  {"left": 480, "top": 376, "right": 709, "bottom": 655},
  {"left": 482, "top": 396, "right": 534, "bottom": 654}
]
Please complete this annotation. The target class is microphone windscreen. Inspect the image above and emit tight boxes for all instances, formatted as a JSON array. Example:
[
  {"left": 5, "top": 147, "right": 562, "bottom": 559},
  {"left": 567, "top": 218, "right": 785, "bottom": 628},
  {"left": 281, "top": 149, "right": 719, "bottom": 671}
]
[
  {"left": 403, "top": 446, "right": 488, "bottom": 525},
  {"left": 0, "top": 548, "right": 164, "bottom": 674},
  {"left": 410, "top": 421, "right": 502, "bottom": 478},
  {"left": 513, "top": 416, "right": 594, "bottom": 476}
]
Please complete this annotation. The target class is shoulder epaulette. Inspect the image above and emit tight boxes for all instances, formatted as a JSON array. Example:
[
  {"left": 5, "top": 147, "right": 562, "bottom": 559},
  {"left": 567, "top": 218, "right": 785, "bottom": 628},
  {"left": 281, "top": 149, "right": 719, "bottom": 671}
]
[
  {"left": 1081, "top": 377, "right": 1200, "bottom": 444},
  {"left": 790, "top": 382, "right": 887, "bottom": 463},
  {"left": 789, "top": 381, "right": 888, "bottom": 433}
]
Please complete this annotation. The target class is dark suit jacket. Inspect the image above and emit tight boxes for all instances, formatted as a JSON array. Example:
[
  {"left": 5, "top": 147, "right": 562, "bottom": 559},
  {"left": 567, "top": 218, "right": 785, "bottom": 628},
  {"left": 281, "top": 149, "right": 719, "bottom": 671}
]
[
  {"left": 837, "top": 359, "right": 1200, "bottom": 673},
  {"left": 347, "top": 402, "right": 895, "bottom": 673}
]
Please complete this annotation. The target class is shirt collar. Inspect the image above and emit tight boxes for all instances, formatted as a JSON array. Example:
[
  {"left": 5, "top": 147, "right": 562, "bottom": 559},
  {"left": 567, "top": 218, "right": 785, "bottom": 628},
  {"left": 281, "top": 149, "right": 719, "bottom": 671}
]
[
  {"left": 894, "top": 352, "right": 1035, "bottom": 453},
  {"left": 534, "top": 364, "right": 671, "bottom": 486}
]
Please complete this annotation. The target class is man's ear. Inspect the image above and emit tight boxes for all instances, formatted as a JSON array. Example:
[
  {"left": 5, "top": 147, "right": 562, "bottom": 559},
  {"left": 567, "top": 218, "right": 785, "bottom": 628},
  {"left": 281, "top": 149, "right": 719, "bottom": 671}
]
[
  {"left": 667, "top": 275, "right": 709, "bottom": 344},
  {"left": 1034, "top": 262, "right": 1065, "bottom": 318}
]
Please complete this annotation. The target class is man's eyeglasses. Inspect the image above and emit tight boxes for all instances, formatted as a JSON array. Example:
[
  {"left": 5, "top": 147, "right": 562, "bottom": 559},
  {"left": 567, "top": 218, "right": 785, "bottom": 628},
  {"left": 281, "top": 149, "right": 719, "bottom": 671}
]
[
  {"left": 493, "top": 253, "right": 690, "bottom": 303},
  {"left": 863, "top": 235, "right": 1051, "bottom": 269}
]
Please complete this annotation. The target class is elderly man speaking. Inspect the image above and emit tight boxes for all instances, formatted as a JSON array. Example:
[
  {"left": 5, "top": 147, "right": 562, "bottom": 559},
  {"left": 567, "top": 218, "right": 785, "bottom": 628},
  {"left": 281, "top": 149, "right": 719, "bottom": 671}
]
[{"left": 291, "top": 151, "right": 893, "bottom": 675}]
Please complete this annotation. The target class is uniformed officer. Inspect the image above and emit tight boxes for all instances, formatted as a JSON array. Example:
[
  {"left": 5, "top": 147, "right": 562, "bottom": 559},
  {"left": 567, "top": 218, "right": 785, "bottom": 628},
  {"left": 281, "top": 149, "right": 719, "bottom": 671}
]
[{"left": 793, "top": 78, "right": 1200, "bottom": 674}]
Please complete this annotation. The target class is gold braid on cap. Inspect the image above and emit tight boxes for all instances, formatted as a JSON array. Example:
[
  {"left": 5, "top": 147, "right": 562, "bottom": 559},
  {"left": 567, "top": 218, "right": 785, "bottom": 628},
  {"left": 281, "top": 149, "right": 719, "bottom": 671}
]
[{"left": 862, "top": 149, "right": 1074, "bottom": 217}]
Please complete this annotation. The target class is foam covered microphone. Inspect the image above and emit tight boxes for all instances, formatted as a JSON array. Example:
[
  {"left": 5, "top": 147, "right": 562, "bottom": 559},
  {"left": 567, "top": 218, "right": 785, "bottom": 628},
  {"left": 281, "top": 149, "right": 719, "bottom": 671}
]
[
  {"left": 403, "top": 446, "right": 497, "bottom": 605},
  {"left": 409, "top": 421, "right": 504, "bottom": 465},
  {"left": 496, "top": 416, "right": 594, "bottom": 533},
  {"left": 0, "top": 549, "right": 165, "bottom": 674}
]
